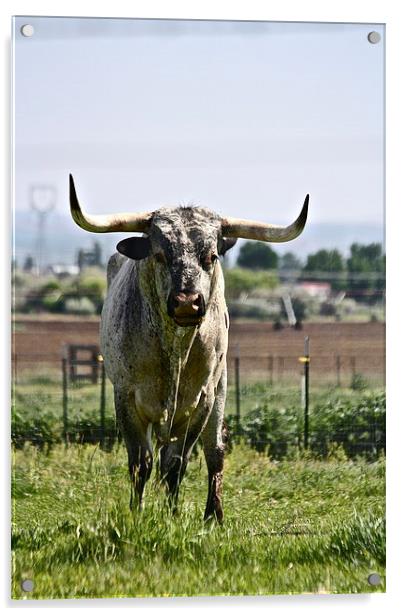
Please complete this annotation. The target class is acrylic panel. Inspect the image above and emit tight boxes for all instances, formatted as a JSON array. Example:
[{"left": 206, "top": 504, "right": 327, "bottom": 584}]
[{"left": 12, "top": 16, "right": 385, "bottom": 599}]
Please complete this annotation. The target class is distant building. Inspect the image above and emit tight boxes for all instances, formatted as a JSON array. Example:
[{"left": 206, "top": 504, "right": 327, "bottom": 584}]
[
  {"left": 295, "top": 281, "right": 331, "bottom": 300},
  {"left": 77, "top": 241, "right": 103, "bottom": 271},
  {"left": 46, "top": 264, "right": 80, "bottom": 277}
]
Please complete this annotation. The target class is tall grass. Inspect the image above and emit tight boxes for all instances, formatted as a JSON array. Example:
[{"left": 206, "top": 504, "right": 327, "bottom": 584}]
[{"left": 12, "top": 443, "right": 385, "bottom": 599}]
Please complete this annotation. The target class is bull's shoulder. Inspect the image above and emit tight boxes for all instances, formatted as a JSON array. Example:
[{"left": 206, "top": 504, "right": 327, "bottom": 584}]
[{"left": 106, "top": 252, "right": 127, "bottom": 287}]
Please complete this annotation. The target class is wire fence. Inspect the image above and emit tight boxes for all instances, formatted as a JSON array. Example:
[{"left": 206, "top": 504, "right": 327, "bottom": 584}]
[
  {"left": 226, "top": 353, "right": 384, "bottom": 387},
  {"left": 11, "top": 338, "right": 385, "bottom": 460}
]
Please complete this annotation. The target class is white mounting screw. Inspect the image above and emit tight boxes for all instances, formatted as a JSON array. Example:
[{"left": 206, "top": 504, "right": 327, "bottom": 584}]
[
  {"left": 367, "top": 31, "right": 381, "bottom": 44},
  {"left": 21, "top": 24, "right": 34, "bottom": 37},
  {"left": 21, "top": 579, "right": 34, "bottom": 592}
]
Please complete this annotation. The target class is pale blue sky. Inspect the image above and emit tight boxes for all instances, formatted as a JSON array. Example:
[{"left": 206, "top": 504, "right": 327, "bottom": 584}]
[{"left": 13, "top": 17, "right": 385, "bottom": 262}]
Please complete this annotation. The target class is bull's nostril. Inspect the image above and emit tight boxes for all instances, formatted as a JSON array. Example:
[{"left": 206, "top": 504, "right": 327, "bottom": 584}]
[
  {"left": 175, "top": 292, "right": 198, "bottom": 306},
  {"left": 170, "top": 291, "right": 204, "bottom": 320}
]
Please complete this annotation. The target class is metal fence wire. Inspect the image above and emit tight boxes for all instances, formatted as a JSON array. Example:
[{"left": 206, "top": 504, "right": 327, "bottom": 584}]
[{"left": 11, "top": 339, "right": 385, "bottom": 460}]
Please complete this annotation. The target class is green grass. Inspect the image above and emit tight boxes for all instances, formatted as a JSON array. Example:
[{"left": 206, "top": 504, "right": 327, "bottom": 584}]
[
  {"left": 12, "top": 374, "right": 383, "bottom": 447},
  {"left": 11, "top": 443, "right": 385, "bottom": 599},
  {"left": 226, "top": 382, "right": 381, "bottom": 416}
]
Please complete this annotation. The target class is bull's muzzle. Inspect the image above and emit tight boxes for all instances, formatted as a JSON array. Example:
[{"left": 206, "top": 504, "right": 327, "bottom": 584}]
[{"left": 167, "top": 291, "right": 206, "bottom": 326}]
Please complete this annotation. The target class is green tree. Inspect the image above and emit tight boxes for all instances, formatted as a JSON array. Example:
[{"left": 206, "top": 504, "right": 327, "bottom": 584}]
[
  {"left": 279, "top": 251, "right": 302, "bottom": 271},
  {"left": 64, "top": 269, "right": 107, "bottom": 314},
  {"left": 303, "top": 249, "right": 346, "bottom": 291},
  {"left": 224, "top": 268, "right": 278, "bottom": 300},
  {"left": 346, "top": 243, "right": 385, "bottom": 303},
  {"left": 237, "top": 241, "right": 278, "bottom": 270},
  {"left": 23, "top": 279, "right": 64, "bottom": 313}
]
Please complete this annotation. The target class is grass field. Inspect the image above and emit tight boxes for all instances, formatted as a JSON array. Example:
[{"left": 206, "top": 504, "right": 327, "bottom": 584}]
[
  {"left": 12, "top": 373, "right": 383, "bottom": 439},
  {"left": 11, "top": 442, "right": 385, "bottom": 599}
]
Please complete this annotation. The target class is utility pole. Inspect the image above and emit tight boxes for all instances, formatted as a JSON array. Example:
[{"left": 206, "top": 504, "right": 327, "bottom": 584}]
[{"left": 30, "top": 184, "right": 56, "bottom": 275}]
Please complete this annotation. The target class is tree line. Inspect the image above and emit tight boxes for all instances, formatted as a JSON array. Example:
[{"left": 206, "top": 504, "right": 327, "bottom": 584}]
[
  {"left": 13, "top": 241, "right": 385, "bottom": 316},
  {"left": 233, "top": 241, "right": 385, "bottom": 301}
]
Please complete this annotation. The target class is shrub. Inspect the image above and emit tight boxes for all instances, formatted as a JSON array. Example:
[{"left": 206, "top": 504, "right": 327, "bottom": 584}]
[
  {"left": 240, "top": 404, "right": 300, "bottom": 458},
  {"left": 22, "top": 278, "right": 64, "bottom": 313},
  {"left": 229, "top": 391, "right": 385, "bottom": 461},
  {"left": 227, "top": 302, "right": 272, "bottom": 320},
  {"left": 320, "top": 302, "right": 337, "bottom": 317},
  {"left": 63, "top": 297, "right": 97, "bottom": 315},
  {"left": 11, "top": 391, "right": 60, "bottom": 449},
  {"left": 11, "top": 388, "right": 118, "bottom": 451},
  {"left": 12, "top": 379, "right": 385, "bottom": 461},
  {"left": 309, "top": 391, "right": 385, "bottom": 459},
  {"left": 17, "top": 269, "right": 107, "bottom": 315},
  {"left": 76, "top": 272, "right": 107, "bottom": 313},
  {"left": 224, "top": 268, "right": 279, "bottom": 300},
  {"left": 350, "top": 373, "right": 369, "bottom": 391}
]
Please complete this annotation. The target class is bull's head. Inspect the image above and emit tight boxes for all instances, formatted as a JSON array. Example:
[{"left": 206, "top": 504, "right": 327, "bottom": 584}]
[{"left": 69, "top": 174, "right": 308, "bottom": 326}]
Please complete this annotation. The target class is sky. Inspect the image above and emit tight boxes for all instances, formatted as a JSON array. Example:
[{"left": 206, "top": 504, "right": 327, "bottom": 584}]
[{"left": 13, "top": 17, "right": 385, "bottom": 264}]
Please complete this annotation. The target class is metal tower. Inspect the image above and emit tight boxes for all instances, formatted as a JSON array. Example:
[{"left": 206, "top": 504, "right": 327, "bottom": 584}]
[{"left": 29, "top": 185, "right": 57, "bottom": 275}]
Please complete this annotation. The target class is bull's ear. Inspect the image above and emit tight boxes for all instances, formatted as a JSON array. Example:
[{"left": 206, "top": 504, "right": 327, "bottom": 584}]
[
  {"left": 116, "top": 237, "right": 151, "bottom": 260},
  {"left": 218, "top": 237, "right": 237, "bottom": 256}
]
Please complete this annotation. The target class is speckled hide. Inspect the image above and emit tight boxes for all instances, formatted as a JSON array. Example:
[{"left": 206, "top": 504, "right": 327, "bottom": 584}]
[{"left": 101, "top": 207, "right": 234, "bottom": 522}]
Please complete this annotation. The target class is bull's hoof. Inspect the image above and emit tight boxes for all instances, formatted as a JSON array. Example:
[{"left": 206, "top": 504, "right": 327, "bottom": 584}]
[{"left": 204, "top": 508, "right": 224, "bottom": 525}]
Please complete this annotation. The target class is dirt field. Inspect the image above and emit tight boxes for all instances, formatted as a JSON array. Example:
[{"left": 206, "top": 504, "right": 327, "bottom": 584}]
[
  {"left": 12, "top": 316, "right": 385, "bottom": 386},
  {"left": 228, "top": 320, "right": 385, "bottom": 384}
]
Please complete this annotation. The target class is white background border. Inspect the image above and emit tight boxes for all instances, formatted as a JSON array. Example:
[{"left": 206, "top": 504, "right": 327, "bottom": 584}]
[{"left": 2, "top": 1, "right": 401, "bottom": 614}]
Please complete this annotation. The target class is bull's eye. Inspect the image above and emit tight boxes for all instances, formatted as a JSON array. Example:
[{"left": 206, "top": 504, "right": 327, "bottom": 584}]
[{"left": 202, "top": 253, "right": 218, "bottom": 270}]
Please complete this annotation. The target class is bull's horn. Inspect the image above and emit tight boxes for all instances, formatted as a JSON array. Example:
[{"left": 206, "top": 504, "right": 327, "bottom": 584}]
[
  {"left": 221, "top": 195, "right": 309, "bottom": 242},
  {"left": 69, "top": 174, "right": 152, "bottom": 233}
]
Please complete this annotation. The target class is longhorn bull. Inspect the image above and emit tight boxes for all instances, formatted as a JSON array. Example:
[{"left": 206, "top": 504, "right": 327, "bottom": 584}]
[{"left": 69, "top": 174, "right": 308, "bottom": 521}]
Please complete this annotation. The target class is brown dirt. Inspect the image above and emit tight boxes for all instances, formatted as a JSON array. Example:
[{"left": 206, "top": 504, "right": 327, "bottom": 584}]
[{"left": 12, "top": 317, "right": 385, "bottom": 386}]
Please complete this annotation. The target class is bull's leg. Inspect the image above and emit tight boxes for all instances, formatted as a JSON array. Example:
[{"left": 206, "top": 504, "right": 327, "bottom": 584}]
[
  {"left": 159, "top": 442, "right": 189, "bottom": 512},
  {"left": 202, "top": 369, "right": 227, "bottom": 523},
  {"left": 114, "top": 389, "right": 153, "bottom": 510},
  {"left": 159, "top": 392, "right": 213, "bottom": 512}
]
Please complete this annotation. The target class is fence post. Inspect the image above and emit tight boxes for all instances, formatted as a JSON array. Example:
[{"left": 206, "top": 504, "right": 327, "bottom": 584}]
[
  {"left": 235, "top": 344, "right": 241, "bottom": 440},
  {"left": 278, "top": 356, "right": 284, "bottom": 382},
  {"left": 350, "top": 356, "right": 356, "bottom": 378},
  {"left": 268, "top": 355, "right": 273, "bottom": 386},
  {"left": 302, "top": 337, "right": 310, "bottom": 450},
  {"left": 336, "top": 355, "right": 341, "bottom": 387},
  {"left": 99, "top": 355, "right": 106, "bottom": 449},
  {"left": 62, "top": 350, "right": 68, "bottom": 446}
]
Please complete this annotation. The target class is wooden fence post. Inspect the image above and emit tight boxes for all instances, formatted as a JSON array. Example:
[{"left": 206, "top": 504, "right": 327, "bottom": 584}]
[
  {"left": 336, "top": 355, "right": 341, "bottom": 387},
  {"left": 268, "top": 355, "right": 273, "bottom": 386}
]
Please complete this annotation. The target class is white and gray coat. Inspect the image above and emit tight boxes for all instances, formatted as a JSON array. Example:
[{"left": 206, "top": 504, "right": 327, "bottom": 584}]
[
  {"left": 102, "top": 208, "right": 232, "bottom": 521},
  {"left": 69, "top": 174, "right": 308, "bottom": 521}
]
